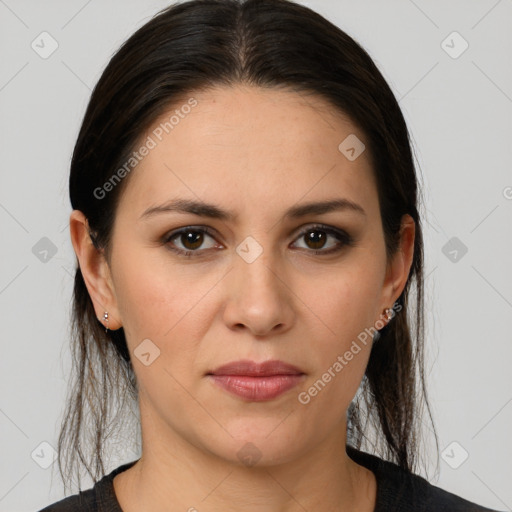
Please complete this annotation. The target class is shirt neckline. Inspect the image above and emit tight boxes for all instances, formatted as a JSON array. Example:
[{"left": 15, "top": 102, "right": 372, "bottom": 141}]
[{"left": 95, "top": 447, "right": 400, "bottom": 512}]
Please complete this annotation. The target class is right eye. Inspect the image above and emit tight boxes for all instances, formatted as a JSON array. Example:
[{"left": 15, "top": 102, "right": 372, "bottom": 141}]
[{"left": 164, "top": 226, "right": 222, "bottom": 257}]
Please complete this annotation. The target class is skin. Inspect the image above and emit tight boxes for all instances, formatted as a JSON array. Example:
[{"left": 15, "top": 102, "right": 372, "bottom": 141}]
[{"left": 70, "top": 84, "right": 415, "bottom": 512}]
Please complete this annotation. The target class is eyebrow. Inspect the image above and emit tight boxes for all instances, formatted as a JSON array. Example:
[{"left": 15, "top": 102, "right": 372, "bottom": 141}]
[{"left": 140, "top": 197, "right": 366, "bottom": 221}]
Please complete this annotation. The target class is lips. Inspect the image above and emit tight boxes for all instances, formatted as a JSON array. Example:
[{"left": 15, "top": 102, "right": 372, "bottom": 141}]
[
  {"left": 207, "top": 359, "right": 305, "bottom": 401},
  {"left": 208, "top": 359, "right": 304, "bottom": 377}
]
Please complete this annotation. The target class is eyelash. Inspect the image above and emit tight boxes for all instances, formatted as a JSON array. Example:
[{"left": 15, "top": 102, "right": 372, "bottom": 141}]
[{"left": 162, "top": 224, "right": 354, "bottom": 258}]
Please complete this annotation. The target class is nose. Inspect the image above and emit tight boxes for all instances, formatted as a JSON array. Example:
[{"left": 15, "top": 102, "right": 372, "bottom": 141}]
[{"left": 222, "top": 244, "right": 295, "bottom": 337}]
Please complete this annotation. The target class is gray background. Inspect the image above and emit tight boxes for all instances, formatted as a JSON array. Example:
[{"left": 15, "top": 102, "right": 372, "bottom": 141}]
[{"left": 1, "top": 0, "right": 511, "bottom": 510}]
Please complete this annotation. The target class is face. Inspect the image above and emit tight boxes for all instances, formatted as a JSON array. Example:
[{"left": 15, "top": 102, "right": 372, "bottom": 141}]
[{"left": 96, "top": 84, "right": 409, "bottom": 466}]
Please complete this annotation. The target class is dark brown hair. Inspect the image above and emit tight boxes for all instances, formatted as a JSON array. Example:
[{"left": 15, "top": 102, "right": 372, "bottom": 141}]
[{"left": 59, "top": 0, "right": 436, "bottom": 493}]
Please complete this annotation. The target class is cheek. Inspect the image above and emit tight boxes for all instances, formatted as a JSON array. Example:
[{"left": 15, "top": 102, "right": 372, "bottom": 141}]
[
  {"left": 308, "top": 260, "right": 384, "bottom": 345},
  {"left": 111, "top": 247, "right": 220, "bottom": 353},
  {"left": 297, "top": 259, "right": 384, "bottom": 403},
  {"left": 111, "top": 255, "right": 215, "bottom": 407}
]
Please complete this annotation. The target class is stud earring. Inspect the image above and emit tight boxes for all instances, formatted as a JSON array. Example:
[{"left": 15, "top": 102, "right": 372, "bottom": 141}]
[
  {"left": 103, "top": 311, "right": 109, "bottom": 333},
  {"left": 373, "top": 307, "right": 394, "bottom": 344}
]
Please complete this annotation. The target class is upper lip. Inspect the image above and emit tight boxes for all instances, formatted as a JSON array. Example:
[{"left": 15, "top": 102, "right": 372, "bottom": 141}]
[{"left": 208, "top": 359, "right": 304, "bottom": 376}]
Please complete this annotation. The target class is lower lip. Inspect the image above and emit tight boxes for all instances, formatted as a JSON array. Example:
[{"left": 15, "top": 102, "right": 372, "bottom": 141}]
[{"left": 208, "top": 374, "right": 305, "bottom": 401}]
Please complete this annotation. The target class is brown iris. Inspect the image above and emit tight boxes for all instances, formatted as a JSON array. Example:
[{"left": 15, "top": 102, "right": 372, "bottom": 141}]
[
  {"left": 181, "top": 231, "right": 204, "bottom": 250},
  {"left": 304, "top": 230, "right": 327, "bottom": 250}
]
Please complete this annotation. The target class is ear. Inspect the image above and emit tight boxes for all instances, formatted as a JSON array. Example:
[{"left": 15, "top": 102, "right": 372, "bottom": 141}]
[
  {"left": 69, "top": 210, "right": 122, "bottom": 330},
  {"left": 378, "top": 214, "right": 415, "bottom": 320}
]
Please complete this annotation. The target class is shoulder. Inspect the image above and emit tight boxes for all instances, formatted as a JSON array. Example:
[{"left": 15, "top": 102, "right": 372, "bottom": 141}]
[
  {"left": 38, "top": 489, "right": 96, "bottom": 512},
  {"left": 347, "top": 446, "right": 503, "bottom": 512},
  {"left": 37, "top": 460, "right": 139, "bottom": 512}
]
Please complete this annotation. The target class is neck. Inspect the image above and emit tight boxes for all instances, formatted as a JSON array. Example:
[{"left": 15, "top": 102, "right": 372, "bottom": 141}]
[{"left": 114, "top": 401, "right": 376, "bottom": 512}]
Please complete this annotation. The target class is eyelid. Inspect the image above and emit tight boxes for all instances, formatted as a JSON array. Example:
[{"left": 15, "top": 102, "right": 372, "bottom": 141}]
[{"left": 162, "top": 226, "right": 221, "bottom": 246}]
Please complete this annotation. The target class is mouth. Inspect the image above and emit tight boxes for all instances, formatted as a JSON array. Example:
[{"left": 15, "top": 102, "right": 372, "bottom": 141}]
[
  {"left": 208, "top": 359, "right": 304, "bottom": 377},
  {"left": 206, "top": 359, "right": 306, "bottom": 402}
]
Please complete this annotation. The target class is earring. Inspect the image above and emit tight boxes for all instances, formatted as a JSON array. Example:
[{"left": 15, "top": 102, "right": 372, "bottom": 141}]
[
  {"left": 373, "top": 307, "right": 393, "bottom": 344},
  {"left": 103, "top": 311, "right": 109, "bottom": 333}
]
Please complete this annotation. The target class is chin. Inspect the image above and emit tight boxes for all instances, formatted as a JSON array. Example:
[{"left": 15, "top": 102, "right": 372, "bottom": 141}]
[{"left": 198, "top": 421, "right": 308, "bottom": 468}]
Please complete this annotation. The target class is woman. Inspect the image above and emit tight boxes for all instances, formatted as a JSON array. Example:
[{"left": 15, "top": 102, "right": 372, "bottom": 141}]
[{"left": 39, "top": 0, "right": 502, "bottom": 510}]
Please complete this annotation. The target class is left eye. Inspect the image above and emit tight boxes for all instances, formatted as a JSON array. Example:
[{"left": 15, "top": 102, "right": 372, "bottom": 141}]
[{"left": 292, "top": 226, "right": 352, "bottom": 253}]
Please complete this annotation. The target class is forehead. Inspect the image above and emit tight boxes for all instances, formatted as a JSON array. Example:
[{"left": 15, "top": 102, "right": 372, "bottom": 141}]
[{"left": 118, "top": 84, "right": 378, "bottom": 222}]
